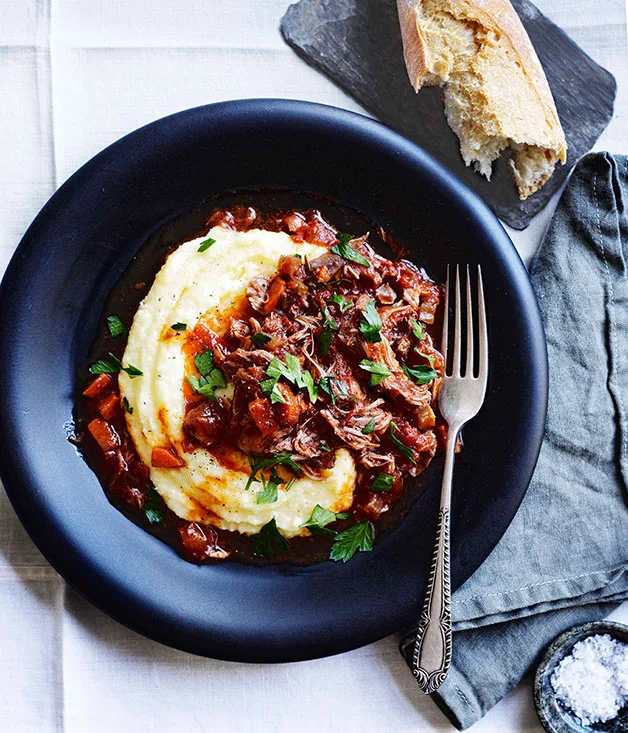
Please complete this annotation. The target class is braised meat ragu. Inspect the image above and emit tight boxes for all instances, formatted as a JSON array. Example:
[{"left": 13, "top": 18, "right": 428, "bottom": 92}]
[
  {"left": 80, "top": 203, "right": 446, "bottom": 566},
  {"left": 184, "top": 215, "right": 444, "bottom": 523}
]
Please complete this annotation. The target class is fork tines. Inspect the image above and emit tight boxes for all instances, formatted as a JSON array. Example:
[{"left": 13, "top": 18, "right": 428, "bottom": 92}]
[{"left": 441, "top": 265, "right": 488, "bottom": 380}]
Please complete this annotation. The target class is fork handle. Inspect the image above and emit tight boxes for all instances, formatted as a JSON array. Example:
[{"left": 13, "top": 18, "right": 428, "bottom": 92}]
[{"left": 412, "top": 427, "right": 458, "bottom": 694}]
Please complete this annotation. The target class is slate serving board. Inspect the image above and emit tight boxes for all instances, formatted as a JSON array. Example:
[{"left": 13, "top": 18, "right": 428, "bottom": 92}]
[{"left": 281, "top": 0, "right": 616, "bottom": 229}]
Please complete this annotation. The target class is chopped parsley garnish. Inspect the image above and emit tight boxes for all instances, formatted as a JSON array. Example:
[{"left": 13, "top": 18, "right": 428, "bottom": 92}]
[
  {"left": 319, "top": 327, "right": 334, "bottom": 356},
  {"left": 255, "top": 472, "right": 281, "bottom": 504},
  {"left": 260, "top": 377, "right": 285, "bottom": 404},
  {"left": 144, "top": 482, "right": 164, "bottom": 524},
  {"left": 319, "top": 306, "right": 339, "bottom": 356},
  {"left": 359, "top": 359, "right": 392, "bottom": 386},
  {"left": 251, "top": 332, "right": 271, "bottom": 346},
  {"left": 194, "top": 349, "right": 214, "bottom": 377},
  {"left": 89, "top": 357, "right": 119, "bottom": 375},
  {"left": 107, "top": 315, "right": 127, "bottom": 338},
  {"left": 359, "top": 299, "right": 382, "bottom": 343},
  {"left": 330, "top": 521, "right": 374, "bottom": 562},
  {"left": 362, "top": 418, "right": 377, "bottom": 435},
  {"left": 244, "top": 454, "right": 302, "bottom": 492},
  {"left": 371, "top": 473, "right": 394, "bottom": 493},
  {"left": 197, "top": 237, "right": 216, "bottom": 253},
  {"left": 336, "top": 232, "right": 354, "bottom": 245},
  {"left": 284, "top": 478, "right": 296, "bottom": 492},
  {"left": 417, "top": 351, "right": 436, "bottom": 367},
  {"left": 319, "top": 376, "right": 356, "bottom": 405},
  {"left": 122, "top": 396, "right": 133, "bottom": 415},
  {"left": 188, "top": 349, "right": 226, "bottom": 400},
  {"left": 171, "top": 322, "right": 187, "bottom": 331},
  {"left": 123, "top": 364, "right": 143, "bottom": 378},
  {"left": 89, "top": 353, "right": 143, "bottom": 379},
  {"left": 402, "top": 363, "right": 437, "bottom": 385},
  {"left": 300, "top": 369, "right": 318, "bottom": 404},
  {"left": 330, "top": 241, "right": 371, "bottom": 268},
  {"left": 328, "top": 294, "right": 352, "bottom": 313},
  {"left": 320, "top": 441, "right": 331, "bottom": 452},
  {"left": 389, "top": 422, "right": 417, "bottom": 465},
  {"left": 301, "top": 504, "right": 350, "bottom": 538},
  {"left": 263, "top": 355, "right": 317, "bottom": 404},
  {"left": 410, "top": 319, "right": 425, "bottom": 341},
  {"left": 321, "top": 306, "right": 338, "bottom": 331},
  {"left": 251, "top": 518, "right": 290, "bottom": 558}
]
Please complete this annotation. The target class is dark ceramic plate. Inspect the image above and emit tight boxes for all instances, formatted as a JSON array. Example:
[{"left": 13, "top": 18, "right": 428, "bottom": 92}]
[
  {"left": 535, "top": 621, "right": 628, "bottom": 733},
  {"left": 0, "top": 100, "right": 547, "bottom": 662}
]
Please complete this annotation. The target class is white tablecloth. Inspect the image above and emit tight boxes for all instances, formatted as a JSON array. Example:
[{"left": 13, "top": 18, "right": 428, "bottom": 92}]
[{"left": 1, "top": 1, "right": 627, "bottom": 730}]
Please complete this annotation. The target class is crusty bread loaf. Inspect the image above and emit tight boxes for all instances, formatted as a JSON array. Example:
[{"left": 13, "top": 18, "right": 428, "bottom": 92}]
[{"left": 397, "top": 0, "right": 567, "bottom": 199}]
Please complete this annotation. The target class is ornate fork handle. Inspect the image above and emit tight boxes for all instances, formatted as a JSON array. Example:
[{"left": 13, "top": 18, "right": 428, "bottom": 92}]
[{"left": 412, "top": 425, "right": 458, "bottom": 694}]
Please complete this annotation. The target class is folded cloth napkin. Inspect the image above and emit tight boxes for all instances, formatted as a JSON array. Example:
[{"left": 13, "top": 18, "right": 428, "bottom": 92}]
[{"left": 402, "top": 152, "right": 628, "bottom": 729}]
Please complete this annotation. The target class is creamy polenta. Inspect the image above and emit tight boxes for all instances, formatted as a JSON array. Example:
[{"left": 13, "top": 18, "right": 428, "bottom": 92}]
[{"left": 118, "top": 227, "right": 356, "bottom": 538}]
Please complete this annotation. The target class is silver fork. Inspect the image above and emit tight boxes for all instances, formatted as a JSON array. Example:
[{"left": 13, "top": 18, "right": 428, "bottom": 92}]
[{"left": 412, "top": 264, "right": 488, "bottom": 694}]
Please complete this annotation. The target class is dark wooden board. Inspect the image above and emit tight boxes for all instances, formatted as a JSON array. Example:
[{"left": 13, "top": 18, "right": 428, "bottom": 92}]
[{"left": 281, "top": 0, "right": 616, "bottom": 229}]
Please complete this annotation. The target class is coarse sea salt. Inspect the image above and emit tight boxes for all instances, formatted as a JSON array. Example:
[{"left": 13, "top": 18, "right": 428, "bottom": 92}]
[{"left": 551, "top": 633, "right": 628, "bottom": 725}]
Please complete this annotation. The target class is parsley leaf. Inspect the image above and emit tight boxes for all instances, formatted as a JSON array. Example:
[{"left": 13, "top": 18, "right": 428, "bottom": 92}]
[
  {"left": 256, "top": 472, "right": 280, "bottom": 504},
  {"left": 300, "top": 370, "right": 318, "bottom": 404},
  {"left": 319, "top": 327, "right": 334, "bottom": 356},
  {"left": 371, "top": 473, "right": 394, "bottom": 492},
  {"left": 188, "top": 350, "right": 227, "bottom": 400},
  {"left": 359, "top": 299, "right": 382, "bottom": 343},
  {"left": 410, "top": 319, "right": 425, "bottom": 341},
  {"left": 197, "top": 237, "right": 216, "bottom": 253},
  {"left": 301, "top": 504, "right": 349, "bottom": 537},
  {"left": 328, "top": 294, "right": 352, "bottom": 313},
  {"left": 320, "top": 376, "right": 356, "bottom": 405},
  {"left": 171, "top": 322, "right": 187, "bottom": 331},
  {"left": 402, "top": 363, "right": 437, "bottom": 385},
  {"left": 250, "top": 518, "right": 290, "bottom": 558},
  {"left": 89, "top": 357, "right": 120, "bottom": 375},
  {"left": 321, "top": 306, "right": 338, "bottom": 331},
  {"left": 144, "top": 482, "right": 164, "bottom": 524},
  {"left": 89, "top": 353, "right": 142, "bottom": 378},
  {"left": 196, "top": 369, "right": 227, "bottom": 399},
  {"left": 245, "top": 454, "right": 302, "bottom": 492},
  {"left": 336, "top": 232, "right": 354, "bottom": 245},
  {"left": 194, "top": 349, "right": 214, "bottom": 377},
  {"left": 417, "top": 351, "right": 436, "bottom": 367},
  {"left": 330, "top": 521, "right": 374, "bottom": 562},
  {"left": 362, "top": 418, "right": 376, "bottom": 435},
  {"left": 330, "top": 241, "right": 371, "bottom": 268},
  {"left": 389, "top": 422, "right": 417, "bottom": 464},
  {"left": 265, "top": 355, "right": 317, "bottom": 405},
  {"left": 107, "top": 315, "right": 127, "bottom": 338},
  {"left": 123, "top": 364, "right": 143, "bottom": 378},
  {"left": 260, "top": 377, "right": 285, "bottom": 404},
  {"left": 359, "top": 359, "right": 392, "bottom": 386},
  {"left": 319, "top": 307, "right": 339, "bottom": 357},
  {"left": 251, "top": 332, "right": 271, "bottom": 346},
  {"left": 122, "top": 396, "right": 133, "bottom": 415}
]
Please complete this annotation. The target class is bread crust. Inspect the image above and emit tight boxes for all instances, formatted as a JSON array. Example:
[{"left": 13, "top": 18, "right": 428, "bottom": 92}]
[{"left": 397, "top": 0, "right": 567, "bottom": 197}]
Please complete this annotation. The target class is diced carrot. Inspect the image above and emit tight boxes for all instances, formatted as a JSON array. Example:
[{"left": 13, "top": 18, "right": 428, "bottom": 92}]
[
  {"left": 151, "top": 446, "right": 186, "bottom": 468},
  {"left": 263, "top": 276, "right": 285, "bottom": 313},
  {"left": 97, "top": 392, "right": 119, "bottom": 421},
  {"left": 87, "top": 418, "right": 120, "bottom": 452},
  {"left": 248, "top": 398, "right": 278, "bottom": 436},
  {"left": 83, "top": 373, "right": 113, "bottom": 398}
]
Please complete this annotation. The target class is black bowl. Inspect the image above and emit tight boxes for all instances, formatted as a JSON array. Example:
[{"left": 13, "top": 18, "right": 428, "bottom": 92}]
[
  {"left": 535, "top": 621, "right": 628, "bottom": 733},
  {"left": 0, "top": 99, "right": 547, "bottom": 662}
]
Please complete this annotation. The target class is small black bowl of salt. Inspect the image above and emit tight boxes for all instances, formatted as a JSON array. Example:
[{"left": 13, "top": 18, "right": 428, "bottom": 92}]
[{"left": 535, "top": 621, "right": 628, "bottom": 733}]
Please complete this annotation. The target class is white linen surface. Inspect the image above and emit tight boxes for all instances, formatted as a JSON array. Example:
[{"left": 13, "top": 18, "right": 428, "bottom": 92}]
[{"left": 0, "top": 0, "right": 626, "bottom": 730}]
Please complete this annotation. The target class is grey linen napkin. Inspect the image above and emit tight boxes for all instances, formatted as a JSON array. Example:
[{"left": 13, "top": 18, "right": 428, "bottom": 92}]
[{"left": 402, "top": 152, "right": 628, "bottom": 729}]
